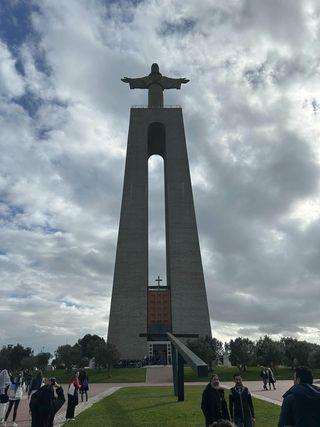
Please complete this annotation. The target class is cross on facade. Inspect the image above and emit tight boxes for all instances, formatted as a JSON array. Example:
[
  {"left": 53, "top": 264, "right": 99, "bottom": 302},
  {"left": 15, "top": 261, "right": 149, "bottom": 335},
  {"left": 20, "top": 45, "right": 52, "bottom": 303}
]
[{"left": 155, "top": 275, "right": 162, "bottom": 287}]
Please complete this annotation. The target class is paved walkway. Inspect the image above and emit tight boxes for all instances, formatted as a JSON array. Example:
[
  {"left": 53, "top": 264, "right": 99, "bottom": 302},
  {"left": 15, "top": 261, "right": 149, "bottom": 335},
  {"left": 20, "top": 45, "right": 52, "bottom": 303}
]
[
  {"left": 3, "top": 368, "right": 299, "bottom": 426},
  {"left": 220, "top": 380, "right": 290, "bottom": 406},
  {"left": 146, "top": 365, "right": 173, "bottom": 384}
]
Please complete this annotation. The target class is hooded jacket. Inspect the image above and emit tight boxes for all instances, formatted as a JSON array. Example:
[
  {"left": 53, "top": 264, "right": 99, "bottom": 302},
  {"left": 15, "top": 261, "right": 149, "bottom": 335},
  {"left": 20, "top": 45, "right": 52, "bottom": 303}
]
[
  {"left": 278, "top": 383, "right": 320, "bottom": 427},
  {"left": 201, "top": 383, "right": 230, "bottom": 425}
]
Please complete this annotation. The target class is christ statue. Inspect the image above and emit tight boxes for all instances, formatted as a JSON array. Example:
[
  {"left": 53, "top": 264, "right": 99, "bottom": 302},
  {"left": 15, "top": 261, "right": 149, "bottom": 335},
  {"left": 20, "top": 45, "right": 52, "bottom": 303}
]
[{"left": 121, "top": 63, "right": 189, "bottom": 107}]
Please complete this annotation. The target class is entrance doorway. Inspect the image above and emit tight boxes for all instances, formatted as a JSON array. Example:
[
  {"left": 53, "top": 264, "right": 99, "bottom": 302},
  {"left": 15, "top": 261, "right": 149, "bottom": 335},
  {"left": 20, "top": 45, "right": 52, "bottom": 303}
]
[{"left": 147, "top": 341, "right": 172, "bottom": 365}]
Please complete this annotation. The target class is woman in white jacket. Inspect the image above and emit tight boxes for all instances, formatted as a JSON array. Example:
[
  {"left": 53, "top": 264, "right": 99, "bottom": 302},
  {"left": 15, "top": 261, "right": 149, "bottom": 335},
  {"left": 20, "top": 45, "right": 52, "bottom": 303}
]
[
  {"left": 0, "top": 369, "right": 11, "bottom": 423},
  {"left": 4, "top": 371, "right": 23, "bottom": 427}
]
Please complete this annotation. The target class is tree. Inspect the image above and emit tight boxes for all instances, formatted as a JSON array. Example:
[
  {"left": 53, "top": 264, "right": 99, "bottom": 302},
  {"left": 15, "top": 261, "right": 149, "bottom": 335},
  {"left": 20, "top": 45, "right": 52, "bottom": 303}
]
[
  {"left": 105, "top": 343, "right": 120, "bottom": 376},
  {"left": 93, "top": 341, "right": 120, "bottom": 376},
  {"left": 0, "top": 344, "right": 33, "bottom": 370},
  {"left": 20, "top": 356, "right": 37, "bottom": 370},
  {"left": 36, "top": 352, "right": 52, "bottom": 370},
  {"left": 308, "top": 347, "right": 320, "bottom": 369},
  {"left": 256, "top": 336, "right": 283, "bottom": 368},
  {"left": 281, "top": 337, "right": 315, "bottom": 368},
  {"left": 77, "top": 334, "right": 105, "bottom": 360},
  {"left": 54, "top": 344, "right": 82, "bottom": 371},
  {"left": 186, "top": 336, "right": 224, "bottom": 371},
  {"left": 229, "top": 338, "right": 255, "bottom": 371},
  {"left": 0, "top": 348, "right": 10, "bottom": 370}
]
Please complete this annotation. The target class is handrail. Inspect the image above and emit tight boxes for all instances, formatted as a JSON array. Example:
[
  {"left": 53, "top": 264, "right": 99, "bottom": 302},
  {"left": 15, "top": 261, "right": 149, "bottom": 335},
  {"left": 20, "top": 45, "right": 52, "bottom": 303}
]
[
  {"left": 167, "top": 333, "right": 208, "bottom": 376},
  {"left": 167, "top": 332, "right": 208, "bottom": 401},
  {"left": 131, "top": 105, "right": 181, "bottom": 109}
]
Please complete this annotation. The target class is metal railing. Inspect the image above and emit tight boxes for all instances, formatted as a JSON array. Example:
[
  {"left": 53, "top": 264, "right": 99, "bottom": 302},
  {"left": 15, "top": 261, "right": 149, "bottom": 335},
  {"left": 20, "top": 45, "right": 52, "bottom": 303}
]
[
  {"left": 167, "top": 332, "right": 208, "bottom": 401},
  {"left": 131, "top": 105, "right": 181, "bottom": 109}
]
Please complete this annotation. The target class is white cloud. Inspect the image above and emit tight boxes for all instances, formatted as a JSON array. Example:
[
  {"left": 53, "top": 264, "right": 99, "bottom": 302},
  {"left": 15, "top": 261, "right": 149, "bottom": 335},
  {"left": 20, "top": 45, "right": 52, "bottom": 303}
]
[
  {"left": 1, "top": 0, "right": 320, "bottom": 354},
  {"left": 0, "top": 42, "right": 25, "bottom": 97}
]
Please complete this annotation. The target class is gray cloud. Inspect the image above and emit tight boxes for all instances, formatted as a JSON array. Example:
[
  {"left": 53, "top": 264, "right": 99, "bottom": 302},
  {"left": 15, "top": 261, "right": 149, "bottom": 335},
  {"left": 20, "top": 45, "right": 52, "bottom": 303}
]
[{"left": 1, "top": 0, "right": 320, "bottom": 353}]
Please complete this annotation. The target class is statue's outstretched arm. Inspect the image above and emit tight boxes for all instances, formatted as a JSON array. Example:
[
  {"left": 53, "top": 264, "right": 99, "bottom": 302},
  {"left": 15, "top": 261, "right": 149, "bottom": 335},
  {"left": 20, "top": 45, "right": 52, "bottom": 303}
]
[
  {"left": 161, "top": 76, "right": 190, "bottom": 89},
  {"left": 121, "top": 76, "right": 150, "bottom": 89}
]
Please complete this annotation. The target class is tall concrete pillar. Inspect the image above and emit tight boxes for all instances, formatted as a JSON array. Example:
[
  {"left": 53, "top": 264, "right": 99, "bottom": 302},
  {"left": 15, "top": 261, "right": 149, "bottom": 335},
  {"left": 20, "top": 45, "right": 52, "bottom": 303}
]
[{"left": 107, "top": 65, "right": 211, "bottom": 359}]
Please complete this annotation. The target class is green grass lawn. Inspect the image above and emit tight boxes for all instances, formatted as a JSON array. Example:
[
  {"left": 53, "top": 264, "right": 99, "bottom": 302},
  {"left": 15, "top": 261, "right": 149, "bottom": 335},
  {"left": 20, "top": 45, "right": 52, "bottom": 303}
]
[
  {"left": 46, "top": 365, "right": 320, "bottom": 385},
  {"left": 66, "top": 385, "right": 280, "bottom": 427},
  {"left": 184, "top": 365, "right": 320, "bottom": 382},
  {"left": 44, "top": 368, "right": 146, "bottom": 383}
]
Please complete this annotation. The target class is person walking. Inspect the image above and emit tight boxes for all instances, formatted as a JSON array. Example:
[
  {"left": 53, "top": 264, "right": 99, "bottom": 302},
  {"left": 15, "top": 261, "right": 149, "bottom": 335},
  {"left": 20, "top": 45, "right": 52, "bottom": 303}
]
[
  {"left": 24, "top": 370, "right": 33, "bottom": 394},
  {"left": 4, "top": 371, "right": 23, "bottom": 427},
  {"left": 65, "top": 371, "right": 80, "bottom": 421},
  {"left": 267, "top": 367, "right": 276, "bottom": 390},
  {"left": 259, "top": 366, "right": 268, "bottom": 391},
  {"left": 0, "top": 369, "right": 11, "bottom": 424},
  {"left": 79, "top": 370, "right": 89, "bottom": 402},
  {"left": 201, "top": 374, "right": 230, "bottom": 426},
  {"left": 278, "top": 366, "right": 320, "bottom": 427},
  {"left": 30, "top": 377, "right": 65, "bottom": 427},
  {"left": 229, "top": 374, "right": 255, "bottom": 427}
]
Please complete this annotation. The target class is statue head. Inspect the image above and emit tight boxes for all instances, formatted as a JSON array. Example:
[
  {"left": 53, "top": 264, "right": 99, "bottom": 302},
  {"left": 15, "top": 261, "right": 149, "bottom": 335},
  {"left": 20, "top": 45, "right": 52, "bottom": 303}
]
[{"left": 150, "top": 63, "right": 161, "bottom": 75}]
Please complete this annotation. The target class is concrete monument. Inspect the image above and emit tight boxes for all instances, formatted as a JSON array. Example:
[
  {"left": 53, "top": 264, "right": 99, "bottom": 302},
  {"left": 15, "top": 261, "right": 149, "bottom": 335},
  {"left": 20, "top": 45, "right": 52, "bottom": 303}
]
[{"left": 107, "top": 64, "right": 211, "bottom": 360}]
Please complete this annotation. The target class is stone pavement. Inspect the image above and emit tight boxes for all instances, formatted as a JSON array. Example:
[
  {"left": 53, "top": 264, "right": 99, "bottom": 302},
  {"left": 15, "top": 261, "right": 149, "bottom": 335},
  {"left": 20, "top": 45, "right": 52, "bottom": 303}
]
[
  {"left": 3, "top": 369, "right": 301, "bottom": 427},
  {"left": 220, "top": 380, "right": 291, "bottom": 406},
  {"left": 146, "top": 365, "right": 173, "bottom": 384}
]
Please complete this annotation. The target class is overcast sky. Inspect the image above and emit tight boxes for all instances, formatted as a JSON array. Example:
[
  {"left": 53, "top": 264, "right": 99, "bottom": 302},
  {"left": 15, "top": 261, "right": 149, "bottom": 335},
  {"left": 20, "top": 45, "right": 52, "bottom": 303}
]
[{"left": 1, "top": 0, "right": 320, "bottom": 355}]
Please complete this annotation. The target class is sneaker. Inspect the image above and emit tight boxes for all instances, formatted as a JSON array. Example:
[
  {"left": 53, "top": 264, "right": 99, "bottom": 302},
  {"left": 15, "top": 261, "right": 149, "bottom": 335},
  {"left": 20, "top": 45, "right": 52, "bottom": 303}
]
[{"left": 13, "top": 423, "right": 18, "bottom": 427}]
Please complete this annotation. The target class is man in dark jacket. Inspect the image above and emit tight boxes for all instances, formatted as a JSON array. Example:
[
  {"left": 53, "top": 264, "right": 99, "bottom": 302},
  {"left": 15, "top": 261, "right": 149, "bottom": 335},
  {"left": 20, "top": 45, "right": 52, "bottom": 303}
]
[
  {"left": 30, "top": 378, "right": 65, "bottom": 427},
  {"left": 259, "top": 366, "right": 268, "bottom": 391},
  {"left": 229, "top": 374, "right": 255, "bottom": 427},
  {"left": 278, "top": 366, "right": 320, "bottom": 427},
  {"left": 201, "top": 374, "right": 230, "bottom": 426}
]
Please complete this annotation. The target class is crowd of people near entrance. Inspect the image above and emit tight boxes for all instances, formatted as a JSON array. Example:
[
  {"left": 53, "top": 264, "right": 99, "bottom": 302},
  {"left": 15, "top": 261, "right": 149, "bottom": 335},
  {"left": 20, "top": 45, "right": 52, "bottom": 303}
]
[{"left": 0, "top": 367, "right": 90, "bottom": 426}]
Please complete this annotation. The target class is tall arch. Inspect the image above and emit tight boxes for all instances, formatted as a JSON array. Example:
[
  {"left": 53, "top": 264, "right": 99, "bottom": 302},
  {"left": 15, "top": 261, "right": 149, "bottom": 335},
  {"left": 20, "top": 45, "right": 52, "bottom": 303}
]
[{"left": 148, "top": 122, "right": 166, "bottom": 158}]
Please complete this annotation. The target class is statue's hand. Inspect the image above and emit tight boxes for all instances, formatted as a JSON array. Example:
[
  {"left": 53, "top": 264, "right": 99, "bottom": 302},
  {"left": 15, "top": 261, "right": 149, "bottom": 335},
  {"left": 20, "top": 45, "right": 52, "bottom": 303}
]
[
  {"left": 121, "top": 77, "right": 130, "bottom": 83},
  {"left": 180, "top": 78, "right": 190, "bottom": 84}
]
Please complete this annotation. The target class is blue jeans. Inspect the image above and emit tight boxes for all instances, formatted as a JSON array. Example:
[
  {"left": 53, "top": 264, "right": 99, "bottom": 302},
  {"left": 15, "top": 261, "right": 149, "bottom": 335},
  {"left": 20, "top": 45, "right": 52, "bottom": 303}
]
[{"left": 234, "top": 418, "right": 253, "bottom": 427}]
